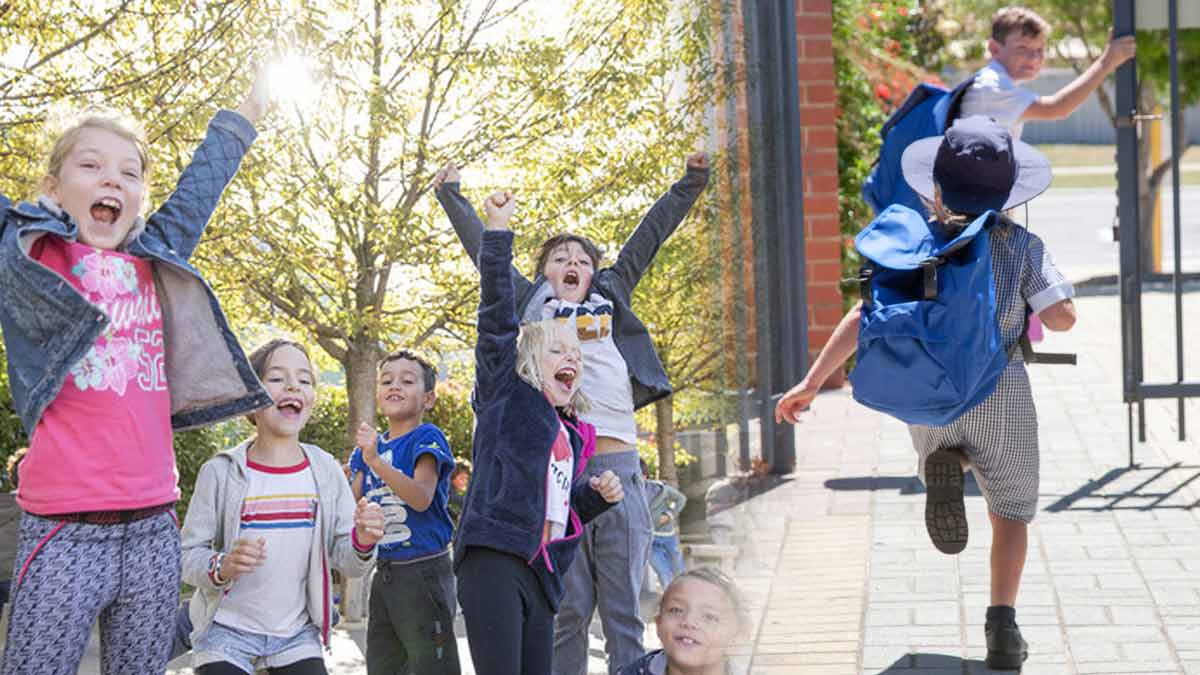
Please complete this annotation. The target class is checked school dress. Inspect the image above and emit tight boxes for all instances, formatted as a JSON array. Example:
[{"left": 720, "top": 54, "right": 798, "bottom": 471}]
[{"left": 908, "top": 218, "right": 1073, "bottom": 524}]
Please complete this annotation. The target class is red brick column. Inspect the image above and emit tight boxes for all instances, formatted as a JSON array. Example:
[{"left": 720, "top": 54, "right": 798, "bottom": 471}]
[{"left": 795, "top": 0, "right": 844, "bottom": 387}]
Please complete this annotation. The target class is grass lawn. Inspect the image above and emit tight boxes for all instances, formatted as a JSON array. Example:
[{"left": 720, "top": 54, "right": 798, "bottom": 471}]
[
  {"left": 1034, "top": 143, "right": 1200, "bottom": 167},
  {"left": 1032, "top": 144, "right": 1200, "bottom": 189}
]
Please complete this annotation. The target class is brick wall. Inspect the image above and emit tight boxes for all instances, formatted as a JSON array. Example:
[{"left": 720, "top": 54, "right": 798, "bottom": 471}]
[
  {"left": 795, "top": 0, "right": 845, "bottom": 387},
  {"left": 714, "top": 0, "right": 843, "bottom": 390}
]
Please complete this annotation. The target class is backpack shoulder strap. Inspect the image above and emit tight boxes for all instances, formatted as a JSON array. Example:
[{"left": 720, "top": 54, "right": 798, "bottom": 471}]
[{"left": 944, "top": 76, "right": 974, "bottom": 126}]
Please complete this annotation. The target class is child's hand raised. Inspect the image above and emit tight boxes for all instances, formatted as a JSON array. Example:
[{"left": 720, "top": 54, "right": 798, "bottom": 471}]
[
  {"left": 236, "top": 66, "right": 271, "bottom": 126},
  {"left": 483, "top": 191, "right": 515, "bottom": 231},
  {"left": 590, "top": 470, "right": 624, "bottom": 504},
  {"left": 431, "top": 162, "right": 461, "bottom": 190},
  {"left": 354, "top": 497, "right": 386, "bottom": 548},
  {"left": 774, "top": 378, "right": 819, "bottom": 424},
  {"left": 1102, "top": 32, "right": 1136, "bottom": 72},
  {"left": 686, "top": 152, "right": 710, "bottom": 171},
  {"left": 355, "top": 422, "right": 380, "bottom": 470},
  {"left": 220, "top": 537, "right": 267, "bottom": 582}
]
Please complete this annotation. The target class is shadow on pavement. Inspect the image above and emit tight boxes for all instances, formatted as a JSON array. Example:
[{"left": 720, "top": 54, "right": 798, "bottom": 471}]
[
  {"left": 1073, "top": 272, "right": 1200, "bottom": 297},
  {"left": 875, "top": 652, "right": 1016, "bottom": 674},
  {"left": 823, "top": 472, "right": 984, "bottom": 497},
  {"left": 1045, "top": 463, "right": 1200, "bottom": 512}
]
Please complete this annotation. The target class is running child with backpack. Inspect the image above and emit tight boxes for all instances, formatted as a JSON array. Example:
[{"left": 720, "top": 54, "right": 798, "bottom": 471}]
[{"left": 776, "top": 116, "right": 1075, "bottom": 671}]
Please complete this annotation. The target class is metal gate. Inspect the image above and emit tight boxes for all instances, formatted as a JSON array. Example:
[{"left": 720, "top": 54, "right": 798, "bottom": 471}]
[{"left": 1114, "top": 0, "right": 1200, "bottom": 463}]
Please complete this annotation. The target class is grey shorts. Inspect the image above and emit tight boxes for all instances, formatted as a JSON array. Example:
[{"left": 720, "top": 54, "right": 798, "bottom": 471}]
[
  {"left": 193, "top": 621, "right": 323, "bottom": 673},
  {"left": 909, "top": 363, "right": 1040, "bottom": 523}
]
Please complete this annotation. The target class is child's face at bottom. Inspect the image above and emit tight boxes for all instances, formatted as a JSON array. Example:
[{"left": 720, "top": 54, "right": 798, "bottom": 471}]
[
  {"left": 656, "top": 577, "right": 740, "bottom": 671},
  {"left": 452, "top": 473, "right": 469, "bottom": 491}
]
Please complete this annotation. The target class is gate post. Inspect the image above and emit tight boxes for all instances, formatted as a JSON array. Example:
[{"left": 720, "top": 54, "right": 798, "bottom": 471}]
[{"left": 1113, "top": 0, "right": 1143, "bottom": 462}]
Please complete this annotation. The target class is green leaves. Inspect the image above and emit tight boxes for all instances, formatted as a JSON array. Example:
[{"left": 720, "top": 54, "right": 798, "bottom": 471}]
[{"left": 0, "top": 0, "right": 718, "bottom": 465}]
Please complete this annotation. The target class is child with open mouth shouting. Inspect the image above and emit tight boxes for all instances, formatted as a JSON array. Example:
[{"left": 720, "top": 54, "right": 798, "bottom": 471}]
[
  {"left": 180, "top": 339, "right": 384, "bottom": 675},
  {"left": 454, "top": 190, "right": 624, "bottom": 674},
  {"left": 435, "top": 152, "right": 709, "bottom": 675},
  {"left": 0, "top": 73, "right": 276, "bottom": 674}
]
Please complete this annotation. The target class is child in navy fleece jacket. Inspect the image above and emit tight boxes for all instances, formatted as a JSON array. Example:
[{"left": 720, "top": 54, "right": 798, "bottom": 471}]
[{"left": 453, "top": 190, "right": 624, "bottom": 674}]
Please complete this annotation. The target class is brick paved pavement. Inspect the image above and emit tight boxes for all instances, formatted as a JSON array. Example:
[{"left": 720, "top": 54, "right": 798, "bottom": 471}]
[{"left": 721, "top": 290, "right": 1200, "bottom": 674}]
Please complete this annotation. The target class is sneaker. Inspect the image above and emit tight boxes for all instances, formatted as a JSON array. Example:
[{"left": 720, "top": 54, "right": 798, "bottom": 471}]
[
  {"left": 985, "top": 620, "right": 1029, "bottom": 670},
  {"left": 924, "top": 447, "right": 968, "bottom": 554}
]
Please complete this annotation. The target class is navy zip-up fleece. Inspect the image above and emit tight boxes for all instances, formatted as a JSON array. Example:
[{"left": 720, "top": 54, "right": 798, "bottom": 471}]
[{"left": 452, "top": 229, "right": 614, "bottom": 612}]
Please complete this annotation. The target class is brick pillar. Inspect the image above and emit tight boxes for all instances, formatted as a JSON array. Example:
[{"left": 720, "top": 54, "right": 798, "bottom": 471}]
[{"left": 795, "top": 0, "right": 845, "bottom": 387}]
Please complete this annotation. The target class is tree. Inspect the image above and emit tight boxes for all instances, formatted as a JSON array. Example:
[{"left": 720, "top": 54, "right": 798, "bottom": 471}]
[
  {"left": 0, "top": 2, "right": 263, "bottom": 196},
  {"left": 0, "top": 1, "right": 719, "bottom": 481},
  {"left": 196, "top": 0, "right": 715, "bottom": 451}
]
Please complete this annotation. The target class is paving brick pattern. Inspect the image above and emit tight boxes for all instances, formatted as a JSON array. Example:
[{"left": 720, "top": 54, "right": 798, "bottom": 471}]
[{"left": 729, "top": 292, "right": 1200, "bottom": 674}]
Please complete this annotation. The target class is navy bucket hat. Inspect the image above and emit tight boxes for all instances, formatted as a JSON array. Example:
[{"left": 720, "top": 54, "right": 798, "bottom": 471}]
[{"left": 900, "top": 115, "right": 1052, "bottom": 214}]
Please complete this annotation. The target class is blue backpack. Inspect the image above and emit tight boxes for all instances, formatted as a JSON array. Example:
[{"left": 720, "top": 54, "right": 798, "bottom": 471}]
[
  {"left": 861, "top": 79, "right": 972, "bottom": 216},
  {"left": 849, "top": 205, "right": 1012, "bottom": 426}
]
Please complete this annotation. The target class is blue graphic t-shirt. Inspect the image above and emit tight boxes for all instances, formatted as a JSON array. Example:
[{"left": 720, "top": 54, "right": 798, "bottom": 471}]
[{"left": 349, "top": 423, "right": 455, "bottom": 561}]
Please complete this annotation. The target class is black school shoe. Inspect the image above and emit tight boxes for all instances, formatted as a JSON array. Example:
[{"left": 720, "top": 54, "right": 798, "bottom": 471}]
[
  {"left": 924, "top": 447, "right": 968, "bottom": 554},
  {"left": 985, "top": 620, "right": 1029, "bottom": 670}
]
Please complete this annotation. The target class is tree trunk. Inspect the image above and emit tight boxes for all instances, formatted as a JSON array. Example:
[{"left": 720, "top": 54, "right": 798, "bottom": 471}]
[
  {"left": 340, "top": 339, "right": 379, "bottom": 623},
  {"left": 343, "top": 341, "right": 381, "bottom": 456},
  {"left": 655, "top": 395, "right": 679, "bottom": 487}
]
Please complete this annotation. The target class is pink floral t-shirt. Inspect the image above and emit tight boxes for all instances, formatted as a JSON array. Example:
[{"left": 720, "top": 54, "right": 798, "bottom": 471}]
[{"left": 19, "top": 236, "right": 176, "bottom": 515}]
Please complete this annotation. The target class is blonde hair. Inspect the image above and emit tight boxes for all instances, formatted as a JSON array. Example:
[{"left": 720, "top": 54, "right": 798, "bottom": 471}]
[
  {"left": 516, "top": 320, "right": 591, "bottom": 414},
  {"left": 659, "top": 567, "right": 750, "bottom": 635},
  {"left": 925, "top": 185, "right": 1014, "bottom": 241},
  {"left": 991, "top": 7, "right": 1051, "bottom": 44},
  {"left": 45, "top": 108, "right": 150, "bottom": 181}
]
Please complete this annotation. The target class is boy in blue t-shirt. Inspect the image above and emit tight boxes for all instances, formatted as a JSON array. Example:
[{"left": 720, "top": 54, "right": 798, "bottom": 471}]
[{"left": 350, "top": 350, "right": 460, "bottom": 674}]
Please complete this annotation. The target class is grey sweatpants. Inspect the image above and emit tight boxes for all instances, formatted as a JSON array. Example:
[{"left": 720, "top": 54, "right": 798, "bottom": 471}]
[
  {"left": 552, "top": 450, "right": 653, "bottom": 675},
  {"left": 1, "top": 510, "right": 181, "bottom": 675}
]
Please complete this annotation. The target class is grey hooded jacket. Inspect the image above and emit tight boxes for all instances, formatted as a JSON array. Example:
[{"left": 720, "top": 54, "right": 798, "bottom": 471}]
[
  {"left": 435, "top": 166, "right": 709, "bottom": 410},
  {"left": 180, "top": 440, "right": 375, "bottom": 647}
]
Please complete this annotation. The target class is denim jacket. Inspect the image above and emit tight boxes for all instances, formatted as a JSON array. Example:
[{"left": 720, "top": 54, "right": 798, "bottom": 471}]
[
  {"left": 0, "top": 110, "right": 272, "bottom": 435},
  {"left": 435, "top": 166, "right": 709, "bottom": 410}
]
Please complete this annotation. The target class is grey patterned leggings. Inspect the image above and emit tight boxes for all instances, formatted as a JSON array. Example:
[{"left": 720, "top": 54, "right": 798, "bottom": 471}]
[{"left": 1, "top": 510, "right": 181, "bottom": 675}]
